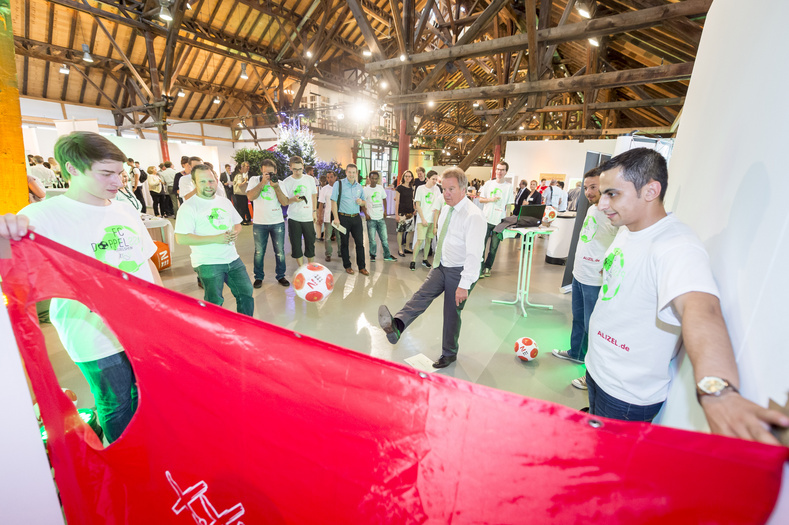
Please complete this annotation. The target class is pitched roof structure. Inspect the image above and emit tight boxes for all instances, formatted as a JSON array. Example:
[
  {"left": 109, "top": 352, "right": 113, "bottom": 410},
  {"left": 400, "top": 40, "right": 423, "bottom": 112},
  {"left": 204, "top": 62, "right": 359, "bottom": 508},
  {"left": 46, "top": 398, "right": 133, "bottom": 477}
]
[{"left": 11, "top": 0, "right": 709, "bottom": 164}]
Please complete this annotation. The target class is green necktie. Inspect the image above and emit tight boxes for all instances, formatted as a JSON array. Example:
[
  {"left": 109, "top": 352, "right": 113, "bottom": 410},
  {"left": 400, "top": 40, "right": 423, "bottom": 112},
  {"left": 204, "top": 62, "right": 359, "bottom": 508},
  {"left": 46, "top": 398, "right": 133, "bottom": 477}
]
[{"left": 433, "top": 206, "right": 454, "bottom": 268}]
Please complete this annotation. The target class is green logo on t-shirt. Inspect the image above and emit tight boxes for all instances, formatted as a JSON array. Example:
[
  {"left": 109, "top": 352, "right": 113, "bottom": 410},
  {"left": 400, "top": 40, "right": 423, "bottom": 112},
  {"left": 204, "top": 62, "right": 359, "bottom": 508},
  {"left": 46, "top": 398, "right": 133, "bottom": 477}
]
[
  {"left": 490, "top": 188, "right": 502, "bottom": 198},
  {"left": 208, "top": 208, "right": 230, "bottom": 230},
  {"left": 295, "top": 184, "right": 306, "bottom": 196},
  {"left": 425, "top": 191, "right": 434, "bottom": 205},
  {"left": 92, "top": 225, "right": 144, "bottom": 273},
  {"left": 580, "top": 216, "right": 598, "bottom": 243},
  {"left": 261, "top": 185, "right": 274, "bottom": 201},
  {"left": 371, "top": 192, "right": 382, "bottom": 204},
  {"left": 601, "top": 248, "right": 625, "bottom": 301}
]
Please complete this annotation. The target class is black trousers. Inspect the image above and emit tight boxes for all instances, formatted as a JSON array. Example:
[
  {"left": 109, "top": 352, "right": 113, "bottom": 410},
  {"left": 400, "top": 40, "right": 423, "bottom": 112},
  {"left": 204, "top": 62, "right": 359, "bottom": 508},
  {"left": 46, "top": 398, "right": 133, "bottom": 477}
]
[
  {"left": 339, "top": 214, "right": 365, "bottom": 270},
  {"left": 133, "top": 187, "right": 147, "bottom": 213},
  {"left": 288, "top": 219, "right": 316, "bottom": 259},
  {"left": 234, "top": 194, "right": 251, "bottom": 222}
]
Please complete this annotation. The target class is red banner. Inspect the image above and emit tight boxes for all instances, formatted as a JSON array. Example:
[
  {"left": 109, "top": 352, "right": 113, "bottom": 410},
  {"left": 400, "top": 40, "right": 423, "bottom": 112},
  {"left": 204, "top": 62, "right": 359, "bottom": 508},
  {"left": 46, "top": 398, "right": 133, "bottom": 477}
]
[{"left": 2, "top": 233, "right": 786, "bottom": 524}]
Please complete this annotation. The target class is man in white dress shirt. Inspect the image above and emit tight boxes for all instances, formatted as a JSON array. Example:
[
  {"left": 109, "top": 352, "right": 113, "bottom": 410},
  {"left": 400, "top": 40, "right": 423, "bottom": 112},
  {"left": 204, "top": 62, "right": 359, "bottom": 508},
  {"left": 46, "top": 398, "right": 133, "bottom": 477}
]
[{"left": 378, "top": 167, "right": 486, "bottom": 368}]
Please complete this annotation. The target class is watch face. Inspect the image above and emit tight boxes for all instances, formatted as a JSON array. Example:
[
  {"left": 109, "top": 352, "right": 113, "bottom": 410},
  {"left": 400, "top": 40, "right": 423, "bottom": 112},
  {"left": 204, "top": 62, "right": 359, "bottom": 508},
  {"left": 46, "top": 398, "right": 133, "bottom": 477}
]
[{"left": 699, "top": 376, "right": 728, "bottom": 394}]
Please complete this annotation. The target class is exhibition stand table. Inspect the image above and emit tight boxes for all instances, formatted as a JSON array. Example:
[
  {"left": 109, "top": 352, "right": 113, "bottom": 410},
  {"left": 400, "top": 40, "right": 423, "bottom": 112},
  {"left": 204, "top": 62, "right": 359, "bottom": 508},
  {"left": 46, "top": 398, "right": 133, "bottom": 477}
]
[
  {"left": 491, "top": 225, "right": 555, "bottom": 317},
  {"left": 142, "top": 215, "right": 175, "bottom": 250},
  {"left": 545, "top": 211, "right": 576, "bottom": 265}
]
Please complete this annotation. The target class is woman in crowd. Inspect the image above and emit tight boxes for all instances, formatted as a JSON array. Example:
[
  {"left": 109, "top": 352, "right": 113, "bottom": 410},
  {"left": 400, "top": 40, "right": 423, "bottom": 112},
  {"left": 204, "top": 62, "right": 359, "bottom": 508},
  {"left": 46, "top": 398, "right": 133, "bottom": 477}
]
[
  {"left": 116, "top": 173, "right": 143, "bottom": 213},
  {"left": 526, "top": 180, "right": 542, "bottom": 205},
  {"left": 147, "top": 166, "right": 168, "bottom": 217},
  {"left": 393, "top": 170, "right": 415, "bottom": 257}
]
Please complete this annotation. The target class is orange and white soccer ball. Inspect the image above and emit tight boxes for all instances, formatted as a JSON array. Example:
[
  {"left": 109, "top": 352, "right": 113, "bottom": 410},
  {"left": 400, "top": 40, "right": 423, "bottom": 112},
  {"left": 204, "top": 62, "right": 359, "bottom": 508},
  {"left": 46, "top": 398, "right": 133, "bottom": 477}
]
[
  {"left": 543, "top": 206, "right": 557, "bottom": 223},
  {"left": 293, "top": 263, "right": 334, "bottom": 302},
  {"left": 514, "top": 337, "right": 539, "bottom": 361}
]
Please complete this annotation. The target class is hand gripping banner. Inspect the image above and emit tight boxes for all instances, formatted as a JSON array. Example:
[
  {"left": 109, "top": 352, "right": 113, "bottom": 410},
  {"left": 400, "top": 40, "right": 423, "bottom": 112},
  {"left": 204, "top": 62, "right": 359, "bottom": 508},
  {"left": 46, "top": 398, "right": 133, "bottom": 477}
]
[{"left": 1, "top": 233, "right": 787, "bottom": 524}]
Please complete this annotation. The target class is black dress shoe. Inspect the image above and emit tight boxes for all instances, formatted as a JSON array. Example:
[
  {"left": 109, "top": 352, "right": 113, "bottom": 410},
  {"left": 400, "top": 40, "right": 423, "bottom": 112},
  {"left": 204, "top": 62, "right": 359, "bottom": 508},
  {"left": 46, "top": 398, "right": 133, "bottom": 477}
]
[
  {"left": 432, "top": 355, "right": 457, "bottom": 368},
  {"left": 253, "top": 279, "right": 263, "bottom": 289},
  {"left": 278, "top": 278, "right": 290, "bottom": 287},
  {"left": 378, "top": 305, "right": 401, "bottom": 344}
]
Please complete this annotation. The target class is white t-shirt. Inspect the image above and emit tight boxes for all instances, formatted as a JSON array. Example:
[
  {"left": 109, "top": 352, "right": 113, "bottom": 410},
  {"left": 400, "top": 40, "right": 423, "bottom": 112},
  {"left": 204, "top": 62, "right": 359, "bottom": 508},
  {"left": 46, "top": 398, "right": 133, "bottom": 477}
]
[
  {"left": 572, "top": 205, "right": 619, "bottom": 286},
  {"left": 248, "top": 176, "right": 285, "bottom": 225},
  {"left": 280, "top": 175, "right": 317, "bottom": 222},
  {"left": 179, "top": 174, "right": 195, "bottom": 197},
  {"left": 29, "top": 164, "right": 57, "bottom": 187},
  {"left": 319, "top": 184, "right": 334, "bottom": 222},
  {"left": 21, "top": 196, "right": 157, "bottom": 363},
  {"left": 363, "top": 186, "right": 387, "bottom": 221},
  {"left": 586, "top": 215, "right": 720, "bottom": 406},
  {"left": 414, "top": 184, "right": 440, "bottom": 224},
  {"left": 480, "top": 179, "right": 514, "bottom": 225},
  {"left": 174, "top": 195, "right": 242, "bottom": 267}
]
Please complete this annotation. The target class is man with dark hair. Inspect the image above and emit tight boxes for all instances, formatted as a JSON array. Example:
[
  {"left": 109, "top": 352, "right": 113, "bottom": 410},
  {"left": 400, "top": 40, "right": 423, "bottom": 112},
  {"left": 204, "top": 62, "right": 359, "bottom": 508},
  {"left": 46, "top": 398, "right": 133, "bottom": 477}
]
[
  {"left": 318, "top": 170, "right": 340, "bottom": 262},
  {"left": 364, "top": 170, "right": 397, "bottom": 263},
  {"left": 281, "top": 156, "right": 318, "bottom": 265},
  {"left": 179, "top": 156, "right": 205, "bottom": 202},
  {"left": 379, "top": 167, "right": 486, "bottom": 368},
  {"left": 174, "top": 156, "right": 191, "bottom": 204},
  {"left": 159, "top": 160, "right": 178, "bottom": 217},
  {"left": 175, "top": 164, "right": 254, "bottom": 316},
  {"left": 1, "top": 131, "right": 163, "bottom": 443},
  {"left": 247, "top": 158, "right": 290, "bottom": 288},
  {"left": 551, "top": 167, "right": 618, "bottom": 390},
  {"left": 479, "top": 161, "right": 514, "bottom": 278},
  {"left": 556, "top": 181, "right": 568, "bottom": 212},
  {"left": 125, "top": 157, "right": 146, "bottom": 213},
  {"left": 331, "top": 163, "right": 368, "bottom": 275},
  {"left": 29, "top": 155, "right": 57, "bottom": 187},
  {"left": 567, "top": 181, "right": 582, "bottom": 211},
  {"left": 582, "top": 148, "right": 787, "bottom": 444}
]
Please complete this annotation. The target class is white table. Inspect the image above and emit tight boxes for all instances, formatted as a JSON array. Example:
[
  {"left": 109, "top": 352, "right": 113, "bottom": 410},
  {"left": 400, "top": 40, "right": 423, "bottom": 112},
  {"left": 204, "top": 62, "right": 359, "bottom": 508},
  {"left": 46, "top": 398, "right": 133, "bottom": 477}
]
[
  {"left": 142, "top": 216, "right": 174, "bottom": 250},
  {"left": 491, "top": 226, "right": 555, "bottom": 317}
]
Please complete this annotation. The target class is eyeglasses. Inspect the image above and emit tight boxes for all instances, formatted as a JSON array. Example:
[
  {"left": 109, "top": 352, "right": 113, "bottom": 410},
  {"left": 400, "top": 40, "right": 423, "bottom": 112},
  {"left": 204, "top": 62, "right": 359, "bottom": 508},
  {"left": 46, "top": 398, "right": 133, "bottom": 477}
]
[{"left": 292, "top": 168, "right": 303, "bottom": 171}]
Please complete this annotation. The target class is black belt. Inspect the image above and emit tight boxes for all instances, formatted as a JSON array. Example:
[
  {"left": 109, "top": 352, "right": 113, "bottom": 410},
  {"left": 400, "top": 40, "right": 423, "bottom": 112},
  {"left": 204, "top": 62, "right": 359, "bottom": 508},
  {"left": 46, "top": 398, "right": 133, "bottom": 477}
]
[{"left": 338, "top": 212, "right": 359, "bottom": 217}]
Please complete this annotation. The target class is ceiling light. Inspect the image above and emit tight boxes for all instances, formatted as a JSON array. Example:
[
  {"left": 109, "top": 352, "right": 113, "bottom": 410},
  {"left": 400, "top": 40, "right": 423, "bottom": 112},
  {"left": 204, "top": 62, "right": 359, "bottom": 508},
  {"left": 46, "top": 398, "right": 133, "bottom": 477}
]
[
  {"left": 240, "top": 63, "right": 249, "bottom": 80},
  {"left": 81, "top": 44, "right": 94, "bottom": 63},
  {"left": 306, "top": 50, "right": 313, "bottom": 58},
  {"left": 519, "top": 125, "right": 524, "bottom": 130},
  {"left": 578, "top": 7, "right": 591, "bottom": 18},
  {"left": 363, "top": 50, "right": 372, "bottom": 57},
  {"left": 472, "top": 101, "right": 479, "bottom": 107},
  {"left": 544, "top": 138, "right": 549, "bottom": 141},
  {"left": 380, "top": 80, "right": 388, "bottom": 89},
  {"left": 177, "top": 91, "right": 185, "bottom": 97},
  {"left": 159, "top": 5, "right": 173, "bottom": 22},
  {"left": 337, "top": 113, "right": 345, "bottom": 120},
  {"left": 428, "top": 100, "right": 435, "bottom": 107},
  {"left": 588, "top": 37, "right": 599, "bottom": 47},
  {"left": 59, "top": 64, "right": 70, "bottom": 74},
  {"left": 213, "top": 96, "right": 220, "bottom": 104},
  {"left": 399, "top": 54, "right": 406, "bottom": 62},
  {"left": 186, "top": 1, "right": 192, "bottom": 8},
  {"left": 460, "top": 6, "right": 465, "bottom": 12},
  {"left": 457, "top": 137, "right": 463, "bottom": 142}
]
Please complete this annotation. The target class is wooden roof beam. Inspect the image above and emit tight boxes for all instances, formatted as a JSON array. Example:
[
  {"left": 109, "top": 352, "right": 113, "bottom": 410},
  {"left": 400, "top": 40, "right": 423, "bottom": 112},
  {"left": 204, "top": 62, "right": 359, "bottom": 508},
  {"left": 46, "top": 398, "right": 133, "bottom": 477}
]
[
  {"left": 387, "top": 62, "right": 694, "bottom": 104},
  {"left": 366, "top": 0, "right": 712, "bottom": 73},
  {"left": 346, "top": 0, "right": 400, "bottom": 94}
]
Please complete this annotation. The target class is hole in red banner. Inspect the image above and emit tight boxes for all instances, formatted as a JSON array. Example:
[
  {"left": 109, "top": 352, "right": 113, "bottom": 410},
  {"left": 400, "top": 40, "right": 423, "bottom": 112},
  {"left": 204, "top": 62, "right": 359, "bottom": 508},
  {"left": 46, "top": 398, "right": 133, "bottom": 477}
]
[{"left": 30, "top": 298, "right": 140, "bottom": 451}]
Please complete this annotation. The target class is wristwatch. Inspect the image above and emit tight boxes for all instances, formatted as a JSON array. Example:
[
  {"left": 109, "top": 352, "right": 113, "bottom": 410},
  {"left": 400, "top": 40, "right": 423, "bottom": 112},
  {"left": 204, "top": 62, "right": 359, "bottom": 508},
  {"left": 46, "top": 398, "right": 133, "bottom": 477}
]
[{"left": 696, "top": 376, "right": 739, "bottom": 403}]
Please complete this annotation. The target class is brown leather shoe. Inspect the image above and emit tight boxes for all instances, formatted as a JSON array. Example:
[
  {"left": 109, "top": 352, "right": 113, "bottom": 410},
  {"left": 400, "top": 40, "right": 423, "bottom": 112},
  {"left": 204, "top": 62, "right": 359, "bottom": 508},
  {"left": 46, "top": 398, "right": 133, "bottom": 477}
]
[
  {"left": 325, "top": 255, "right": 331, "bottom": 262},
  {"left": 345, "top": 268, "right": 354, "bottom": 275},
  {"left": 359, "top": 268, "right": 370, "bottom": 276}
]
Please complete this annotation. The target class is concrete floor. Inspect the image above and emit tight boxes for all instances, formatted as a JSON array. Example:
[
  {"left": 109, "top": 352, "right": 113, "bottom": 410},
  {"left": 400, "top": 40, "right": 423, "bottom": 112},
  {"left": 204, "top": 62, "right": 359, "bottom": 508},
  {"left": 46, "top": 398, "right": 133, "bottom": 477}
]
[{"left": 41, "top": 216, "right": 590, "bottom": 415}]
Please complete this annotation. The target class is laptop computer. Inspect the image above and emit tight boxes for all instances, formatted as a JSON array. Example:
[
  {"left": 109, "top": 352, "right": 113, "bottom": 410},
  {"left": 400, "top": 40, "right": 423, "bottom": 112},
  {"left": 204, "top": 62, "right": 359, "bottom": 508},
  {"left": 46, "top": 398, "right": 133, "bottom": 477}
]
[{"left": 517, "top": 204, "right": 546, "bottom": 224}]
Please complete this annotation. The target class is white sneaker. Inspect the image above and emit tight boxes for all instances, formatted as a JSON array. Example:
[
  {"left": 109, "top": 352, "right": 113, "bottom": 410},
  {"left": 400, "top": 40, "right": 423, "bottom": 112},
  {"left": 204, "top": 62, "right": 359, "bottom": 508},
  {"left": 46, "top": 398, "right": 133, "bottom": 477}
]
[
  {"left": 571, "top": 376, "right": 588, "bottom": 390},
  {"left": 551, "top": 349, "right": 585, "bottom": 364}
]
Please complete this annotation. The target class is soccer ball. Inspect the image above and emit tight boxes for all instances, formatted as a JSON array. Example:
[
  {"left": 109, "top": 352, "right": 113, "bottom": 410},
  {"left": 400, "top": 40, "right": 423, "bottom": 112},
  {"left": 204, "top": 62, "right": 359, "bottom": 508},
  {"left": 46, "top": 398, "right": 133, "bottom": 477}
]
[
  {"left": 293, "top": 263, "right": 334, "bottom": 302},
  {"left": 514, "top": 337, "right": 539, "bottom": 362},
  {"left": 543, "top": 206, "right": 557, "bottom": 222}
]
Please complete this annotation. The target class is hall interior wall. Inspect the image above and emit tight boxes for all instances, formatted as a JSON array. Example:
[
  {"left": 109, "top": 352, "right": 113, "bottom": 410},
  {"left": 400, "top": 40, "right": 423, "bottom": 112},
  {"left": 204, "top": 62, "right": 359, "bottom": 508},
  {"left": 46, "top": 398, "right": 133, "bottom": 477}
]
[{"left": 503, "top": 139, "right": 618, "bottom": 187}]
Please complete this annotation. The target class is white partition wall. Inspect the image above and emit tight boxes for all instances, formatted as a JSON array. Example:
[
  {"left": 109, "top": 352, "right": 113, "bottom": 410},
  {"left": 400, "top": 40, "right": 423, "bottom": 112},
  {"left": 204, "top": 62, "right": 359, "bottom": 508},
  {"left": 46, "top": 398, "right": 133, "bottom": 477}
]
[
  {"left": 658, "top": 1, "right": 788, "bottom": 521},
  {"left": 504, "top": 138, "right": 617, "bottom": 185}
]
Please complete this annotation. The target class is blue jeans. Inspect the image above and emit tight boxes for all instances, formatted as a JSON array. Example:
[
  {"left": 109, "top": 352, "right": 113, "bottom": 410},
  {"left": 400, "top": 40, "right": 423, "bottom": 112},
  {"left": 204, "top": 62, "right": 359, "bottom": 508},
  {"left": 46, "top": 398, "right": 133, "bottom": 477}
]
[
  {"left": 367, "top": 218, "right": 392, "bottom": 258},
  {"left": 253, "top": 222, "right": 286, "bottom": 280},
  {"left": 568, "top": 279, "right": 601, "bottom": 361},
  {"left": 482, "top": 222, "right": 501, "bottom": 270},
  {"left": 587, "top": 372, "right": 664, "bottom": 423},
  {"left": 196, "top": 258, "right": 255, "bottom": 316},
  {"left": 76, "top": 352, "right": 138, "bottom": 443}
]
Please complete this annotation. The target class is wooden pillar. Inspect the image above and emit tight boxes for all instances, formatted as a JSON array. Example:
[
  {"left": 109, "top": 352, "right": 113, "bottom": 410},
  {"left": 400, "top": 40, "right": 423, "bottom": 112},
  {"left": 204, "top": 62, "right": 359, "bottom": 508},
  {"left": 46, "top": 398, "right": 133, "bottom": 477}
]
[
  {"left": 492, "top": 140, "right": 502, "bottom": 177},
  {"left": 0, "top": 0, "right": 31, "bottom": 213},
  {"left": 397, "top": 117, "right": 409, "bottom": 184}
]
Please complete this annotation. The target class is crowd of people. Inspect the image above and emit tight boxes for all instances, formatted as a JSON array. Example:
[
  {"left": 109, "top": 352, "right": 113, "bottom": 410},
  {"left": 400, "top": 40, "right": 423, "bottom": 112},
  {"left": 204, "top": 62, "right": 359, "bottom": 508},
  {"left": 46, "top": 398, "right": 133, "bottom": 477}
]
[{"left": 7, "top": 131, "right": 786, "bottom": 449}]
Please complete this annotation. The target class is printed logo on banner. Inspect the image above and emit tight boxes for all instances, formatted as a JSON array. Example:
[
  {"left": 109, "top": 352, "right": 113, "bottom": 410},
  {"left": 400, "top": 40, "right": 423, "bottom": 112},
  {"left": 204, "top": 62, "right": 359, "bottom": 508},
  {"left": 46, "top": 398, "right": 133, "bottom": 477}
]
[{"left": 166, "top": 471, "right": 246, "bottom": 525}]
